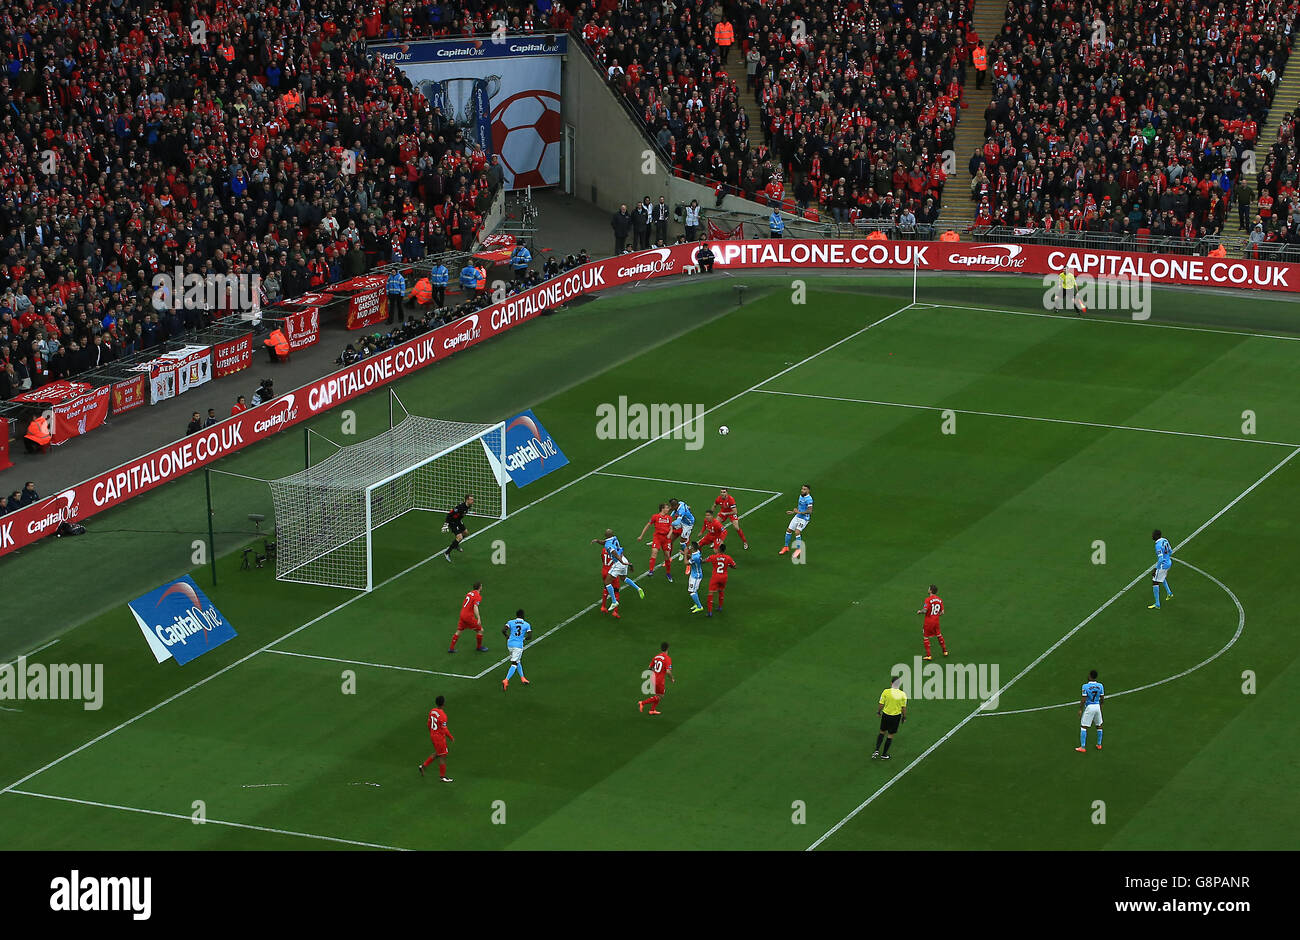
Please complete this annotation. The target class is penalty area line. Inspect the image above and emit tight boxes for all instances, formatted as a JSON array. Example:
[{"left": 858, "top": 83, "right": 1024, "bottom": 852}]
[
  {"left": 262, "top": 649, "right": 479, "bottom": 680},
  {"left": 6, "top": 789, "right": 409, "bottom": 851}
]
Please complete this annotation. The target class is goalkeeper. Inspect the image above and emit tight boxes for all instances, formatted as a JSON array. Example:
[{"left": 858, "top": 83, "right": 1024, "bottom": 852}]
[{"left": 442, "top": 495, "right": 475, "bottom": 561}]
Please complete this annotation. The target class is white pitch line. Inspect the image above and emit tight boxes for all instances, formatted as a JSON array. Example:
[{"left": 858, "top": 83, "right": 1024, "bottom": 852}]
[
  {"left": 930, "top": 301, "right": 1300, "bottom": 343},
  {"left": 594, "top": 471, "right": 780, "bottom": 494},
  {"left": 3, "top": 303, "right": 917, "bottom": 796},
  {"left": 807, "top": 443, "right": 1300, "bottom": 851},
  {"left": 263, "top": 649, "right": 479, "bottom": 680},
  {"left": 979, "top": 558, "right": 1245, "bottom": 717},
  {"left": 264, "top": 648, "right": 480, "bottom": 678},
  {"left": 6, "top": 789, "right": 409, "bottom": 851},
  {"left": 1, "top": 638, "right": 60, "bottom": 672},
  {"left": 755, "top": 389, "right": 1300, "bottom": 449}
]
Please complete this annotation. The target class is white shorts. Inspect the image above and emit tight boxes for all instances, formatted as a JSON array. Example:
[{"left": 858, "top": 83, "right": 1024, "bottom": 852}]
[
  {"left": 688, "top": 575, "right": 702, "bottom": 594},
  {"left": 1080, "top": 703, "right": 1103, "bottom": 728},
  {"left": 608, "top": 560, "right": 629, "bottom": 578},
  {"left": 674, "top": 525, "right": 693, "bottom": 544},
  {"left": 508, "top": 646, "right": 524, "bottom": 664},
  {"left": 788, "top": 516, "right": 809, "bottom": 534},
  {"left": 1153, "top": 566, "right": 1169, "bottom": 583}
]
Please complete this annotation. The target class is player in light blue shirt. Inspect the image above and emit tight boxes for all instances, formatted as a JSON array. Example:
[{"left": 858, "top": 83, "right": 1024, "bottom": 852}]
[
  {"left": 1076, "top": 670, "right": 1105, "bottom": 751},
  {"left": 780, "top": 484, "right": 813, "bottom": 557},
  {"left": 686, "top": 542, "right": 705, "bottom": 612},
  {"left": 590, "top": 529, "right": 644, "bottom": 611},
  {"left": 1149, "top": 528, "right": 1174, "bottom": 609},
  {"left": 668, "top": 498, "right": 695, "bottom": 555},
  {"left": 501, "top": 609, "right": 532, "bottom": 690}
]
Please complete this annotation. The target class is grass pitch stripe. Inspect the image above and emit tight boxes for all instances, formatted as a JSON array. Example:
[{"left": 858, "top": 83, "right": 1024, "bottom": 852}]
[
  {"left": 1, "top": 302, "right": 917, "bottom": 797},
  {"left": 755, "top": 389, "right": 1299, "bottom": 448},
  {"left": 807, "top": 443, "right": 1300, "bottom": 851},
  {"left": 7, "top": 789, "right": 409, "bottom": 851}
]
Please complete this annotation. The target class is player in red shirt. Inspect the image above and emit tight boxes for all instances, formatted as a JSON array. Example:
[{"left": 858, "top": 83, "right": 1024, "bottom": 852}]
[
  {"left": 636, "top": 502, "right": 675, "bottom": 581},
  {"left": 713, "top": 487, "right": 749, "bottom": 549},
  {"left": 637, "top": 642, "right": 674, "bottom": 715},
  {"left": 916, "top": 584, "right": 947, "bottom": 660},
  {"left": 697, "top": 510, "right": 725, "bottom": 552},
  {"left": 447, "top": 581, "right": 489, "bottom": 653},
  {"left": 418, "top": 695, "right": 455, "bottom": 782},
  {"left": 705, "top": 543, "right": 737, "bottom": 616}
]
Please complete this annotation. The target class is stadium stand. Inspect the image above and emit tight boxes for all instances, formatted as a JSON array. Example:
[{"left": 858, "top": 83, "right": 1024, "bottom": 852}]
[
  {"left": 974, "top": 0, "right": 1296, "bottom": 238},
  {"left": 0, "top": 0, "right": 503, "bottom": 400}
]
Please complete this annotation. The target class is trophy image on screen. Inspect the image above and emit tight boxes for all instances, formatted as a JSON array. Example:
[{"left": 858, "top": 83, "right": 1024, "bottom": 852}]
[{"left": 419, "top": 76, "right": 502, "bottom": 155}]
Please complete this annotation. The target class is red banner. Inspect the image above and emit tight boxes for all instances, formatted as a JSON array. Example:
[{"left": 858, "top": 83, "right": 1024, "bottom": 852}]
[
  {"left": 6, "top": 240, "right": 1300, "bottom": 558},
  {"left": 283, "top": 306, "right": 321, "bottom": 350},
  {"left": 346, "top": 288, "right": 388, "bottom": 330},
  {"left": 111, "top": 375, "right": 147, "bottom": 415},
  {"left": 213, "top": 334, "right": 254, "bottom": 378},
  {"left": 51, "top": 385, "right": 112, "bottom": 445},
  {"left": 0, "top": 420, "right": 10, "bottom": 472},
  {"left": 706, "top": 219, "right": 744, "bottom": 240}
]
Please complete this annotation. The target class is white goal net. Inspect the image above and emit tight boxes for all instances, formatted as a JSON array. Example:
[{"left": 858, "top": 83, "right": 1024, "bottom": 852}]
[{"left": 269, "top": 413, "right": 506, "bottom": 590}]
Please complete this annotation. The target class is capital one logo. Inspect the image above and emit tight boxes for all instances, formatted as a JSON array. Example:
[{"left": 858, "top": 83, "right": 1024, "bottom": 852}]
[
  {"left": 26, "top": 490, "right": 79, "bottom": 537},
  {"left": 253, "top": 393, "right": 299, "bottom": 434},
  {"left": 442, "top": 314, "right": 481, "bottom": 351},
  {"left": 617, "top": 248, "right": 677, "bottom": 278},
  {"left": 947, "top": 244, "right": 1027, "bottom": 269}
]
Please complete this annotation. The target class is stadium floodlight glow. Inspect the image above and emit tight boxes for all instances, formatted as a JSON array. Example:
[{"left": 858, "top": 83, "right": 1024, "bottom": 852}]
[{"left": 263, "top": 393, "right": 505, "bottom": 591}]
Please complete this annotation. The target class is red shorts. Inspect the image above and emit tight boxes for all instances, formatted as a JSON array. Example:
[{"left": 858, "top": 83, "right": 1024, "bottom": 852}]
[
  {"left": 429, "top": 735, "right": 449, "bottom": 757},
  {"left": 709, "top": 577, "right": 727, "bottom": 591},
  {"left": 653, "top": 680, "right": 666, "bottom": 696},
  {"left": 651, "top": 534, "right": 672, "bottom": 551},
  {"left": 922, "top": 622, "right": 942, "bottom": 638},
  {"left": 717, "top": 512, "right": 738, "bottom": 525},
  {"left": 699, "top": 536, "right": 719, "bottom": 549},
  {"left": 457, "top": 618, "right": 480, "bottom": 633}
]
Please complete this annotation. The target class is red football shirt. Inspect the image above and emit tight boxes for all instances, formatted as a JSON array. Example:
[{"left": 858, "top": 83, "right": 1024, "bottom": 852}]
[
  {"left": 921, "top": 595, "right": 944, "bottom": 626},
  {"left": 700, "top": 517, "right": 725, "bottom": 542},
  {"left": 714, "top": 493, "right": 738, "bottom": 517},
  {"left": 707, "top": 553, "right": 736, "bottom": 580},
  {"left": 650, "top": 512, "right": 672, "bottom": 536},
  {"left": 650, "top": 652, "right": 672, "bottom": 676},
  {"left": 428, "top": 707, "right": 450, "bottom": 737},
  {"left": 460, "top": 590, "right": 481, "bottom": 622}
]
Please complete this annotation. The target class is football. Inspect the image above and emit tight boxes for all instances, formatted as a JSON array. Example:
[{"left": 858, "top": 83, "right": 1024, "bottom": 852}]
[{"left": 719, "top": 425, "right": 730, "bottom": 435}]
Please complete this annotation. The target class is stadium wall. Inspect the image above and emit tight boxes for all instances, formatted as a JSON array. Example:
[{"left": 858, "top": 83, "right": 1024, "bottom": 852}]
[
  {"left": 560, "top": 49, "right": 773, "bottom": 219},
  {"left": 5, "top": 239, "right": 1299, "bottom": 558}
]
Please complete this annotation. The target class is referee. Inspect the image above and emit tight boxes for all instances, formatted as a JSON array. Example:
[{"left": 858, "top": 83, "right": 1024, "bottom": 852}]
[
  {"left": 873, "top": 676, "right": 908, "bottom": 760},
  {"left": 1057, "top": 263, "right": 1087, "bottom": 315},
  {"left": 442, "top": 494, "right": 475, "bottom": 561}
]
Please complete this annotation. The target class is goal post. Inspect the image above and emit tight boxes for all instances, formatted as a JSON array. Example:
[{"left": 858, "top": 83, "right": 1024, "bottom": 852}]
[{"left": 267, "top": 409, "right": 507, "bottom": 591}]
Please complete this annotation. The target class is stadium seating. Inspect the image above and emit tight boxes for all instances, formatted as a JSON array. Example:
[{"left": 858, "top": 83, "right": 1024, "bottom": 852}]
[
  {"left": 975, "top": 0, "right": 1295, "bottom": 236},
  {"left": 0, "top": 0, "right": 502, "bottom": 399},
  {"left": 567, "top": 0, "right": 972, "bottom": 223}
]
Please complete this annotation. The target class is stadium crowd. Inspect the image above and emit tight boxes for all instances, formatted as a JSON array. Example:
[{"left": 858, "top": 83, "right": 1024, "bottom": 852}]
[
  {"left": 573, "top": 0, "right": 971, "bottom": 226},
  {"left": 0, "top": 0, "right": 504, "bottom": 401},
  {"left": 971, "top": 0, "right": 1296, "bottom": 238}
]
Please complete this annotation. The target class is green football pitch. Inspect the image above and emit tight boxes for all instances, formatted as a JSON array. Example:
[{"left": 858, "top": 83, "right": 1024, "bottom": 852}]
[{"left": 3, "top": 274, "right": 1299, "bottom": 850}]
